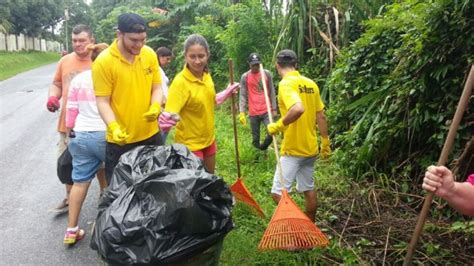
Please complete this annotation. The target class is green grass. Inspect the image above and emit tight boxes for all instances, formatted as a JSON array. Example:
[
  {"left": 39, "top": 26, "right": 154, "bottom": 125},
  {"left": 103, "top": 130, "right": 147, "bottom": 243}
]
[
  {"left": 211, "top": 103, "right": 362, "bottom": 265},
  {"left": 209, "top": 103, "right": 474, "bottom": 265},
  {"left": 0, "top": 51, "right": 60, "bottom": 81}
]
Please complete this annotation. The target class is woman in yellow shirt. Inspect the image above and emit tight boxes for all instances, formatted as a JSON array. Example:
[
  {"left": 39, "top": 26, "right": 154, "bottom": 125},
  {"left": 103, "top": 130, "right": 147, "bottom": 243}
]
[{"left": 163, "top": 34, "right": 238, "bottom": 173}]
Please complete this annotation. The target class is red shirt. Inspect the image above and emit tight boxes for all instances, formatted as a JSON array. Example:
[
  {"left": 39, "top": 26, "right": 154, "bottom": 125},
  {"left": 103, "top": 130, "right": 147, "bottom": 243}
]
[{"left": 246, "top": 71, "right": 272, "bottom": 116}]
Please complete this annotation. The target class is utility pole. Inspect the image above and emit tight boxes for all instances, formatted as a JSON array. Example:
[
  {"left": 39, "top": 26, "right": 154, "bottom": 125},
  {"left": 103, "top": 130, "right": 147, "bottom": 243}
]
[{"left": 64, "top": 8, "right": 69, "bottom": 52}]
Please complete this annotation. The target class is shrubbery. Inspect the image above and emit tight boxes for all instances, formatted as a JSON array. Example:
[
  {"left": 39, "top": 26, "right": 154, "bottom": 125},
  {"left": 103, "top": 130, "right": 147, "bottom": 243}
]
[{"left": 326, "top": 0, "right": 473, "bottom": 185}]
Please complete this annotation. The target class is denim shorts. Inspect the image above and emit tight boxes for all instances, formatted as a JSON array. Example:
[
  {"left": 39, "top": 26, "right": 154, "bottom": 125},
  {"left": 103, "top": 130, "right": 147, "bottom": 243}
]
[
  {"left": 271, "top": 155, "right": 316, "bottom": 195},
  {"left": 68, "top": 131, "right": 106, "bottom": 183}
]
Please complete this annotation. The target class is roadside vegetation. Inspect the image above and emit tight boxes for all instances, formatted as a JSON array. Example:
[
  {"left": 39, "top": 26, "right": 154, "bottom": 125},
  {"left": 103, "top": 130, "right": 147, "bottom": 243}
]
[
  {"left": 213, "top": 102, "right": 473, "bottom": 265},
  {"left": 0, "top": 51, "right": 60, "bottom": 81},
  {"left": 2, "top": 0, "right": 473, "bottom": 264}
]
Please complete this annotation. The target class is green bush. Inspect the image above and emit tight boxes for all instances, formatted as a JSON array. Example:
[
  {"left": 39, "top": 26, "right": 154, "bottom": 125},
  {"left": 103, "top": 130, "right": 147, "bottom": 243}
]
[{"left": 326, "top": 0, "right": 474, "bottom": 183}]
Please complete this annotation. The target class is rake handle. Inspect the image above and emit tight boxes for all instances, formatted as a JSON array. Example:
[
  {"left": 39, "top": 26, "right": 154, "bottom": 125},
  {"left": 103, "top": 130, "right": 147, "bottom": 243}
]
[
  {"left": 259, "top": 64, "right": 284, "bottom": 185},
  {"left": 228, "top": 59, "right": 241, "bottom": 178},
  {"left": 403, "top": 65, "right": 474, "bottom": 265}
]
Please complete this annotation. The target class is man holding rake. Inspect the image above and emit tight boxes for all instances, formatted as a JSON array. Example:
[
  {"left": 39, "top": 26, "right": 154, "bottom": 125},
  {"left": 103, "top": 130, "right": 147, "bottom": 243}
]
[{"left": 267, "top": 49, "right": 331, "bottom": 222}]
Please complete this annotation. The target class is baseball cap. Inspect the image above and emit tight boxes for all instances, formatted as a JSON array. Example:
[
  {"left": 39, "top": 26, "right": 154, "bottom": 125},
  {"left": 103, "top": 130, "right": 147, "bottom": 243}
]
[
  {"left": 247, "top": 53, "right": 261, "bottom": 66},
  {"left": 117, "top": 13, "right": 147, "bottom": 33},
  {"left": 276, "top": 49, "right": 297, "bottom": 64}
]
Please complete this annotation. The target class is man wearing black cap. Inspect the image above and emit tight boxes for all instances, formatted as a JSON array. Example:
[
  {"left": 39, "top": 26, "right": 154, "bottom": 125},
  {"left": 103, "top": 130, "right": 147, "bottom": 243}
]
[
  {"left": 267, "top": 49, "right": 331, "bottom": 222},
  {"left": 93, "top": 13, "right": 164, "bottom": 183},
  {"left": 239, "top": 52, "right": 277, "bottom": 152}
]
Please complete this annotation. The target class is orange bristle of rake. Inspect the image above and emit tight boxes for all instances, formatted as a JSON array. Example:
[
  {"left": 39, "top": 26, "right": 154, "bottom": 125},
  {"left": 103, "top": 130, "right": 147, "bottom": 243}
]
[
  {"left": 231, "top": 178, "right": 265, "bottom": 218},
  {"left": 258, "top": 190, "right": 329, "bottom": 251}
]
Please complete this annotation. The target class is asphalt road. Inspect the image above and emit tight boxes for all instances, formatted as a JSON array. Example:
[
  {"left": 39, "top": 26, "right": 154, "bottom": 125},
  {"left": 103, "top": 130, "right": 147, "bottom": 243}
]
[{"left": 0, "top": 64, "right": 105, "bottom": 265}]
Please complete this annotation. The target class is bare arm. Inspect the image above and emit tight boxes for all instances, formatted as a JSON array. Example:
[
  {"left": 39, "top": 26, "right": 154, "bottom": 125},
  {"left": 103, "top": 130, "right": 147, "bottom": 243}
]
[
  {"left": 96, "top": 96, "right": 116, "bottom": 125},
  {"left": 49, "top": 82, "right": 62, "bottom": 98},
  {"left": 316, "top": 110, "right": 329, "bottom": 138},
  {"left": 422, "top": 165, "right": 474, "bottom": 216},
  {"left": 447, "top": 182, "right": 474, "bottom": 216},
  {"left": 282, "top": 102, "right": 304, "bottom": 125}
]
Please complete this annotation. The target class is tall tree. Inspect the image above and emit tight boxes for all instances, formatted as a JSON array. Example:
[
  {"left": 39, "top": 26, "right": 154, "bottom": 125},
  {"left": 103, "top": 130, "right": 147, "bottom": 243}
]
[
  {"left": 0, "top": 0, "right": 12, "bottom": 33},
  {"left": 60, "top": 0, "right": 93, "bottom": 50},
  {"left": 9, "top": 0, "right": 63, "bottom": 36}
]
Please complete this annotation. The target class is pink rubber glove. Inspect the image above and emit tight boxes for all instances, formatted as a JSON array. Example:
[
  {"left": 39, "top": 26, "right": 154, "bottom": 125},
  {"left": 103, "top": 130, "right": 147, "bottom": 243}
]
[
  {"left": 65, "top": 108, "right": 79, "bottom": 128},
  {"left": 47, "top": 96, "right": 60, "bottom": 112},
  {"left": 215, "top": 82, "right": 240, "bottom": 105},
  {"left": 467, "top": 174, "right": 474, "bottom": 185},
  {"left": 159, "top": 112, "right": 179, "bottom": 133}
]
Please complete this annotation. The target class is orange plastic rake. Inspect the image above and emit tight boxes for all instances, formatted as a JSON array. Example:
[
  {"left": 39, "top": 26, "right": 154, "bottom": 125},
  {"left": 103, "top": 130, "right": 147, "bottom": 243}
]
[
  {"left": 258, "top": 190, "right": 329, "bottom": 250},
  {"left": 231, "top": 178, "right": 265, "bottom": 217},
  {"left": 228, "top": 59, "right": 265, "bottom": 218},
  {"left": 257, "top": 63, "right": 329, "bottom": 251}
]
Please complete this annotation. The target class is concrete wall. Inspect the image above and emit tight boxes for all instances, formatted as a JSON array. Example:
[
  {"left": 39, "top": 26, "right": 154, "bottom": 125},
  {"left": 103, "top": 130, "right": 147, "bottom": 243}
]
[
  {"left": 0, "top": 32, "right": 61, "bottom": 52},
  {"left": 40, "top": 39, "right": 46, "bottom": 51},
  {"left": 7, "top": 34, "right": 17, "bottom": 51},
  {"left": 17, "top": 34, "right": 25, "bottom": 50},
  {"left": 0, "top": 33, "right": 5, "bottom": 50},
  {"left": 25, "top": 36, "right": 34, "bottom": 50},
  {"left": 33, "top": 38, "right": 40, "bottom": 51}
]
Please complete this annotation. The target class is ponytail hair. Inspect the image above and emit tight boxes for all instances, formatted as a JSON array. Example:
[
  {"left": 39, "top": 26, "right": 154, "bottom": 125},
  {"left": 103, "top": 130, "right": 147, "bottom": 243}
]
[{"left": 183, "top": 34, "right": 210, "bottom": 73}]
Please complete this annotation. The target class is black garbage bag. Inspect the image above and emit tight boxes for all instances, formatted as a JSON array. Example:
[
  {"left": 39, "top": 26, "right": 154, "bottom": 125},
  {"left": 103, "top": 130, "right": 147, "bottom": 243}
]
[
  {"left": 57, "top": 147, "right": 73, "bottom": 185},
  {"left": 90, "top": 144, "right": 234, "bottom": 265}
]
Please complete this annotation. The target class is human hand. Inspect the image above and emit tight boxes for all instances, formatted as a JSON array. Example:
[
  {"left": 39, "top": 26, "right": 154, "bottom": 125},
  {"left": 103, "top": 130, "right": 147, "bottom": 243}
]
[
  {"left": 143, "top": 102, "right": 161, "bottom": 122},
  {"left": 239, "top": 112, "right": 247, "bottom": 126},
  {"left": 267, "top": 119, "right": 286, "bottom": 135},
  {"left": 320, "top": 137, "right": 331, "bottom": 159},
  {"left": 227, "top": 82, "right": 240, "bottom": 94},
  {"left": 159, "top": 112, "right": 179, "bottom": 133},
  {"left": 422, "top": 165, "right": 455, "bottom": 198},
  {"left": 215, "top": 82, "right": 240, "bottom": 105},
  {"left": 107, "top": 121, "right": 129, "bottom": 145},
  {"left": 47, "top": 96, "right": 60, "bottom": 112}
]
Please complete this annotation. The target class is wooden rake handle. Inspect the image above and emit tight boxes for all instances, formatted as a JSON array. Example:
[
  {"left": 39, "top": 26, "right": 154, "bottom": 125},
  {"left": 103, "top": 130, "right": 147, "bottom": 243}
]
[
  {"left": 228, "top": 59, "right": 241, "bottom": 178},
  {"left": 259, "top": 64, "right": 284, "bottom": 185},
  {"left": 403, "top": 65, "right": 474, "bottom": 265}
]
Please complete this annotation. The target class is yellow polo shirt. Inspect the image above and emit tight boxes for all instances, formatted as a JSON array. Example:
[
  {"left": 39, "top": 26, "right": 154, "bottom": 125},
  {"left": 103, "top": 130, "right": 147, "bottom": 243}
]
[
  {"left": 165, "top": 65, "right": 215, "bottom": 151},
  {"left": 278, "top": 71, "right": 324, "bottom": 157},
  {"left": 92, "top": 40, "right": 161, "bottom": 144}
]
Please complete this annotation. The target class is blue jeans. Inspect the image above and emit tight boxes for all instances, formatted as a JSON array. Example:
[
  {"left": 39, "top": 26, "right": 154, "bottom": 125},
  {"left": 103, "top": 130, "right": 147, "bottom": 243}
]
[{"left": 68, "top": 131, "right": 106, "bottom": 183}]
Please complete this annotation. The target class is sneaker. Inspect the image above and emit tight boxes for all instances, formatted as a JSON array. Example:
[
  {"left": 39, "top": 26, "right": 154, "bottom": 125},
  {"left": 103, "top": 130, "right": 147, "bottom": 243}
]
[
  {"left": 49, "top": 198, "right": 68, "bottom": 213},
  {"left": 63, "top": 228, "right": 85, "bottom": 245}
]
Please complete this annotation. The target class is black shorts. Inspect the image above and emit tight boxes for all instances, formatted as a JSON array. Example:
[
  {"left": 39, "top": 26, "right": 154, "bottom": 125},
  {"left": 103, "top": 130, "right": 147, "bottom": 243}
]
[{"left": 105, "top": 133, "right": 163, "bottom": 184}]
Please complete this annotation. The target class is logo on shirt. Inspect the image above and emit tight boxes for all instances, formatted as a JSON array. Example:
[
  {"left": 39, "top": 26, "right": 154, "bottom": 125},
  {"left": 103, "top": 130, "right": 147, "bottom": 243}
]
[
  {"left": 298, "top": 85, "right": 315, "bottom": 94},
  {"left": 144, "top": 67, "right": 153, "bottom": 75}
]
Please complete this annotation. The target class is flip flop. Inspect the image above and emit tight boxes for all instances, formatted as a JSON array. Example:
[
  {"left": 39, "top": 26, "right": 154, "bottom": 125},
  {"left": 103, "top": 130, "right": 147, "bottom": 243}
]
[{"left": 63, "top": 228, "right": 85, "bottom": 245}]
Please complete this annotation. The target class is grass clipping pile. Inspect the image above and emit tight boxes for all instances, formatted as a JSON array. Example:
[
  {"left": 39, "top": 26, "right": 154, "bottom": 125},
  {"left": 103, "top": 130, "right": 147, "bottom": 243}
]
[{"left": 318, "top": 180, "right": 474, "bottom": 264}]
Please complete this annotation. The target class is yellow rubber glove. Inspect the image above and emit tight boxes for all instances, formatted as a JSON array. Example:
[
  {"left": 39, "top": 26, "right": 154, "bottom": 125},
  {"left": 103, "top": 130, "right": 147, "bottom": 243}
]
[
  {"left": 143, "top": 102, "right": 161, "bottom": 122},
  {"left": 107, "top": 121, "right": 129, "bottom": 145},
  {"left": 239, "top": 112, "right": 247, "bottom": 126},
  {"left": 267, "top": 119, "right": 287, "bottom": 135},
  {"left": 320, "top": 136, "right": 331, "bottom": 159}
]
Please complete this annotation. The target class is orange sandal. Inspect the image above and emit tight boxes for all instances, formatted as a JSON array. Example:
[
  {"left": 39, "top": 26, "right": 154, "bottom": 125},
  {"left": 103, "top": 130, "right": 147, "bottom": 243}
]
[{"left": 63, "top": 228, "right": 85, "bottom": 245}]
